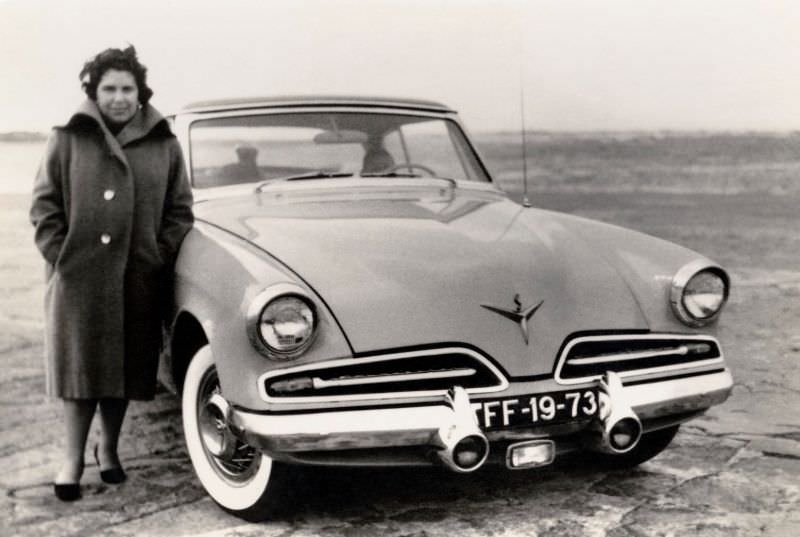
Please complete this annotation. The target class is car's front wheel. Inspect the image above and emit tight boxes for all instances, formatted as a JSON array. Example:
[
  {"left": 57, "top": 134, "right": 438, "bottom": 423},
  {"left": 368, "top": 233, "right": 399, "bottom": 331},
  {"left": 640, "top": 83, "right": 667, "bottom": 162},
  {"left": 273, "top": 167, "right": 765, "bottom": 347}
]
[{"left": 182, "top": 345, "right": 290, "bottom": 521}]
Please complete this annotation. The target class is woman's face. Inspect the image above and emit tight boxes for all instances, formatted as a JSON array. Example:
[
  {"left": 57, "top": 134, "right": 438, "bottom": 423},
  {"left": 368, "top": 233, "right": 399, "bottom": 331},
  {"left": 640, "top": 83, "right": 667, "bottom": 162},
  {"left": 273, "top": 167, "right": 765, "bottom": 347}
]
[{"left": 96, "top": 69, "right": 139, "bottom": 125}]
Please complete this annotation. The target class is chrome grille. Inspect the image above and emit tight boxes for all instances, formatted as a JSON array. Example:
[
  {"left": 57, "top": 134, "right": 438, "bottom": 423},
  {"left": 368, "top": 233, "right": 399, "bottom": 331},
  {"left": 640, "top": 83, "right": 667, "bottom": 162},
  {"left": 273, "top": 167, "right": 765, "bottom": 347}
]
[
  {"left": 556, "top": 334, "right": 723, "bottom": 384},
  {"left": 259, "top": 347, "right": 507, "bottom": 403}
]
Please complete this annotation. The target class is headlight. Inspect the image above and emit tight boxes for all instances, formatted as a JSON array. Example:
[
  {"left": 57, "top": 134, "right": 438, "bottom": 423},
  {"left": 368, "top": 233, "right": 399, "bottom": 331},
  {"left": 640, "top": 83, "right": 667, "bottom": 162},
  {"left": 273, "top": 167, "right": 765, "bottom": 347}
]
[
  {"left": 670, "top": 262, "right": 729, "bottom": 327},
  {"left": 247, "top": 284, "right": 318, "bottom": 360}
]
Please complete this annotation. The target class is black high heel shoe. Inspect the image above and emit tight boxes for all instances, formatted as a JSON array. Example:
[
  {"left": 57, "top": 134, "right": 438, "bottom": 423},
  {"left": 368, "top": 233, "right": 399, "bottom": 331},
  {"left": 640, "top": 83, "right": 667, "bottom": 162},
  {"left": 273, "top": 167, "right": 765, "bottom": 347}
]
[
  {"left": 53, "top": 482, "right": 81, "bottom": 501},
  {"left": 93, "top": 444, "right": 127, "bottom": 484},
  {"left": 53, "top": 460, "right": 83, "bottom": 501}
]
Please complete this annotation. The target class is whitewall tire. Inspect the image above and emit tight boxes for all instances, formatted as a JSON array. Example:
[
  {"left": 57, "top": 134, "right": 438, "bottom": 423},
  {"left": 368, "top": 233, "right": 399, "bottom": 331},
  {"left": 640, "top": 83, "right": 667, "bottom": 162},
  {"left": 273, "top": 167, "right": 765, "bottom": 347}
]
[{"left": 182, "top": 345, "right": 290, "bottom": 521}]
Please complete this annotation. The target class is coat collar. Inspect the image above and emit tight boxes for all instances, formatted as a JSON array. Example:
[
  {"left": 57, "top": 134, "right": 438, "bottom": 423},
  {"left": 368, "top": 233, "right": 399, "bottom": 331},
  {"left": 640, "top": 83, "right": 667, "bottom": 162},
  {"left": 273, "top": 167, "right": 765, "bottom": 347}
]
[
  {"left": 65, "top": 99, "right": 169, "bottom": 142},
  {"left": 62, "top": 99, "right": 171, "bottom": 167}
]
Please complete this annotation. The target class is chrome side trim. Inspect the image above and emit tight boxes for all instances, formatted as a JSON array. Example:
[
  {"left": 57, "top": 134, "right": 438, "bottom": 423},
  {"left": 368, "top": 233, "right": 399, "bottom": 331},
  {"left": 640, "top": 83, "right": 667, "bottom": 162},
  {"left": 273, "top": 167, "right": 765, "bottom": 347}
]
[
  {"left": 555, "top": 333, "right": 724, "bottom": 385},
  {"left": 257, "top": 347, "right": 508, "bottom": 403},
  {"left": 312, "top": 368, "right": 476, "bottom": 389}
]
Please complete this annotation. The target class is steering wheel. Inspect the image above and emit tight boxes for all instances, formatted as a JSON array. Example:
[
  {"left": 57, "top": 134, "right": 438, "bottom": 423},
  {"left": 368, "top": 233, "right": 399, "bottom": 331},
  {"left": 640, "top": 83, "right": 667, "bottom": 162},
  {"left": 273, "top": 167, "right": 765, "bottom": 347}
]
[{"left": 385, "top": 163, "right": 437, "bottom": 176}]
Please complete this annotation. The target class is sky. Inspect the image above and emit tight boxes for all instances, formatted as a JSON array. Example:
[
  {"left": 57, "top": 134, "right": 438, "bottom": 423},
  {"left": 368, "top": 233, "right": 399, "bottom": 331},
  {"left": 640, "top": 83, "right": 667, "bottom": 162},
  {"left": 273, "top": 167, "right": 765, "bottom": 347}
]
[{"left": 1, "top": 0, "right": 799, "bottom": 132}]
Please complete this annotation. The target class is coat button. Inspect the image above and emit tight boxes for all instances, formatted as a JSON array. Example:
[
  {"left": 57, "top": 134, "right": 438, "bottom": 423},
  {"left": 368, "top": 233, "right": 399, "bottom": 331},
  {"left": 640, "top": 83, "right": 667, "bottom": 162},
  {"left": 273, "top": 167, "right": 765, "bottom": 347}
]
[
  {"left": 103, "top": 189, "right": 115, "bottom": 201},
  {"left": 100, "top": 233, "right": 111, "bottom": 245}
]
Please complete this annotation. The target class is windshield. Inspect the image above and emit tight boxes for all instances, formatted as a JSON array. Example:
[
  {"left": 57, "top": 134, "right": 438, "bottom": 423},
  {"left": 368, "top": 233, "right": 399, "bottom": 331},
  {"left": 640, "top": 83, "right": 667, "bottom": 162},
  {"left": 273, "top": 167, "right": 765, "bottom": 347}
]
[{"left": 189, "top": 112, "right": 490, "bottom": 188}]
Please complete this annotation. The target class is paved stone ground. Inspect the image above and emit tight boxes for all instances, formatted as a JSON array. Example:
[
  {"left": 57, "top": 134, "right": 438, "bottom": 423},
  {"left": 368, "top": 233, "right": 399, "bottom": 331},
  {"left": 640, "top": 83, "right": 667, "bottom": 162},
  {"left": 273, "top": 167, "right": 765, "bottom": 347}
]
[{"left": 2, "top": 192, "right": 799, "bottom": 537}]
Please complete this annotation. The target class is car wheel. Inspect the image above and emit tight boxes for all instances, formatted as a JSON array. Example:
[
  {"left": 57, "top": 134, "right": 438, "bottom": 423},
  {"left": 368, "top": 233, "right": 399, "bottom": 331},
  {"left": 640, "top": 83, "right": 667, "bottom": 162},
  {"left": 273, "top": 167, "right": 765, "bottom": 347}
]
[
  {"left": 595, "top": 425, "right": 680, "bottom": 469},
  {"left": 182, "top": 344, "right": 290, "bottom": 521}
]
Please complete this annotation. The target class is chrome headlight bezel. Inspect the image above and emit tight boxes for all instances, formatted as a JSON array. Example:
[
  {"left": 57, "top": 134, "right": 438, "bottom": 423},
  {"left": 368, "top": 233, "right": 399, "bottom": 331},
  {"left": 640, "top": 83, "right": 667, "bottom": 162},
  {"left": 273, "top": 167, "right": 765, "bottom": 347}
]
[
  {"left": 670, "top": 261, "right": 730, "bottom": 327},
  {"left": 246, "top": 283, "right": 318, "bottom": 360}
]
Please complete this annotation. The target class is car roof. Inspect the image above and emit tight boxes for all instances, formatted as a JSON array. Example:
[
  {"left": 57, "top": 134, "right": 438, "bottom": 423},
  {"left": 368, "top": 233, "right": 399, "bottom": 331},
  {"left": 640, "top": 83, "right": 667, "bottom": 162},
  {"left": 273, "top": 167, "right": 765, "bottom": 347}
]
[{"left": 180, "top": 95, "right": 455, "bottom": 114}]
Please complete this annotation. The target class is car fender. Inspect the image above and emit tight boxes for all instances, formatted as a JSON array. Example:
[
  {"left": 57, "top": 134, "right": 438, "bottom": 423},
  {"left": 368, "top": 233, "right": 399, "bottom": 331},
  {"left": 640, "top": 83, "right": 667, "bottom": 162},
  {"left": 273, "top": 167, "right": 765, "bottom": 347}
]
[
  {"left": 542, "top": 210, "right": 727, "bottom": 335},
  {"left": 172, "top": 221, "right": 352, "bottom": 409}
]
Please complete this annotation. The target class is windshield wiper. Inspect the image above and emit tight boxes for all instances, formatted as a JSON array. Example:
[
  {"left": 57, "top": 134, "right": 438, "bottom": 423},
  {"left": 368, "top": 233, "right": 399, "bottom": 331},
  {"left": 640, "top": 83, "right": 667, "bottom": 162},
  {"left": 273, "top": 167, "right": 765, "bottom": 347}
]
[
  {"left": 360, "top": 171, "right": 422, "bottom": 178},
  {"left": 254, "top": 171, "right": 353, "bottom": 193}
]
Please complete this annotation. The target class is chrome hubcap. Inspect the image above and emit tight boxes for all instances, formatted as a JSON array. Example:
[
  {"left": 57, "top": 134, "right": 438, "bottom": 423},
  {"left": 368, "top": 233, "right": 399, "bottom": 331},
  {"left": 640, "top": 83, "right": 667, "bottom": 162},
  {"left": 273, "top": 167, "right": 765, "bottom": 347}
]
[{"left": 197, "top": 367, "right": 259, "bottom": 481}]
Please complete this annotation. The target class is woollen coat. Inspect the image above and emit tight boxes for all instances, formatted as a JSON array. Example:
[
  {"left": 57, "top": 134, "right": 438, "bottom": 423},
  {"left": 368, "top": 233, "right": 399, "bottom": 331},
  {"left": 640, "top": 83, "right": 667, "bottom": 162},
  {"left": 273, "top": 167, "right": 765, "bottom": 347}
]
[{"left": 30, "top": 100, "right": 194, "bottom": 400}]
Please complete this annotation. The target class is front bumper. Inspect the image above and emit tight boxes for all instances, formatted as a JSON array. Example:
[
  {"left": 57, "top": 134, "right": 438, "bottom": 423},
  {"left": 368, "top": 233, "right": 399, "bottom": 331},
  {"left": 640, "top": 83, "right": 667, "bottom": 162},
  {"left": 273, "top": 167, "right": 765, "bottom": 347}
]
[{"left": 227, "top": 369, "right": 732, "bottom": 462}]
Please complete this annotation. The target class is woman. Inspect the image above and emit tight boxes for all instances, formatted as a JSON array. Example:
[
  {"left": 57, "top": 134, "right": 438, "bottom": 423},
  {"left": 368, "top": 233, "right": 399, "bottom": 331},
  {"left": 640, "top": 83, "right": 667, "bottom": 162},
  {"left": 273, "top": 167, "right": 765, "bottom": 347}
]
[{"left": 29, "top": 46, "right": 194, "bottom": 501}]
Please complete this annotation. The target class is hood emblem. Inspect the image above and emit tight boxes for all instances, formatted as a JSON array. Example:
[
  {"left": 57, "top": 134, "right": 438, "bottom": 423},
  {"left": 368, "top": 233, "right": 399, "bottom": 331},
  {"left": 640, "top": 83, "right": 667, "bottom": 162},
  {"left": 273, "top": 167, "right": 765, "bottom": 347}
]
[{"left": 481, "top": 294, "right": 544, "bottom": 345}]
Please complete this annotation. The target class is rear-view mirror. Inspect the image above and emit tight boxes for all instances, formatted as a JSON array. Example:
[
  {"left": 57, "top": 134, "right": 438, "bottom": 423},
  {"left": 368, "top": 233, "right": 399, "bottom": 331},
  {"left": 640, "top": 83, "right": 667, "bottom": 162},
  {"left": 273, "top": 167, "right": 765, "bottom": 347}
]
[{"left": 313, "top": 130, "right": 368, "bottom": 144}]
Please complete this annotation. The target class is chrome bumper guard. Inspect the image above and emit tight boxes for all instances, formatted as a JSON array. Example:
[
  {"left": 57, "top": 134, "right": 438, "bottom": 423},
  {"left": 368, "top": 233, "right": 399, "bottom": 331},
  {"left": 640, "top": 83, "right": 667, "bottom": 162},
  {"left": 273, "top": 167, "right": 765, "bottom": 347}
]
[{"left": 227, "top": 369, "right": 732, "bottom": 466}]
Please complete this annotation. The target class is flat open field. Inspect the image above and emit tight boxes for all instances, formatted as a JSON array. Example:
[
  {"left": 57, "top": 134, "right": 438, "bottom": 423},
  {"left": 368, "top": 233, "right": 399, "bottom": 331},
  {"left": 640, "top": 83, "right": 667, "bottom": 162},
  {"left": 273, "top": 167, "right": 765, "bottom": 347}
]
[{"left": 1, "top": 133, "right": 798, "bottom": 536}]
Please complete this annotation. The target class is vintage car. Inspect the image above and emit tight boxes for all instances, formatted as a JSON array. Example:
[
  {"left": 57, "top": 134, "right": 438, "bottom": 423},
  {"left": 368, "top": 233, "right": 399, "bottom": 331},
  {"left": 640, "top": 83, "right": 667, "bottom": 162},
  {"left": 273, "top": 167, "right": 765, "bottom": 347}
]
[{"left": 162, "top": 96, "right": 732, "bottom": 521}]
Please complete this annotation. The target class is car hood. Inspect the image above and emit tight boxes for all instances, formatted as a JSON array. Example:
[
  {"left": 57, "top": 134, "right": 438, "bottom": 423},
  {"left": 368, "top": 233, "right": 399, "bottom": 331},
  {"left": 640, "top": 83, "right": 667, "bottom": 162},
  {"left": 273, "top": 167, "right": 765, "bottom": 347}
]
[{"left": 196, "top": 181, "right": 666, "bottom": 378}]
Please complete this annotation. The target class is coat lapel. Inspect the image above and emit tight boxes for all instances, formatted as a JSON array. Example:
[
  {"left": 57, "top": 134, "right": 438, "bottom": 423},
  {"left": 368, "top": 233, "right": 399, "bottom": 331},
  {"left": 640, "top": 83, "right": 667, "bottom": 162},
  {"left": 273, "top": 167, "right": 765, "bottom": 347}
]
[{"left": 63, "top": 100, "right": 128, "bottom": 166}]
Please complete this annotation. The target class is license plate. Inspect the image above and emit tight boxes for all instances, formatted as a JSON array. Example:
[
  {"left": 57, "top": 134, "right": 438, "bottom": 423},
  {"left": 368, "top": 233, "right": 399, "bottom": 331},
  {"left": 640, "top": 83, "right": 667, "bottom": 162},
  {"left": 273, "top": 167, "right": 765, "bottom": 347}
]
[{"left": 474, "top": 389, "right": 599, "bottom": 430}]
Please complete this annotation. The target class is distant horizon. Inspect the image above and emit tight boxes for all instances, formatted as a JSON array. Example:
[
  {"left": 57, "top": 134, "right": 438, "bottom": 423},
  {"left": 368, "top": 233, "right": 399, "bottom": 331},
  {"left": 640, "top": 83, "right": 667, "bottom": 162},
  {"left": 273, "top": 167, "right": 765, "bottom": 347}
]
[{"left": 3, "top": 128, "right": 799, "bottom": 196}]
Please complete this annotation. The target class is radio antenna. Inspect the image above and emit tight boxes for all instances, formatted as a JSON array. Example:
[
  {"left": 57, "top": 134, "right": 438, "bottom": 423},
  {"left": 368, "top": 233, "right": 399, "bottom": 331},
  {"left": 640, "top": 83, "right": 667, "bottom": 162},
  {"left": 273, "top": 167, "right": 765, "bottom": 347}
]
[{"left": 519, "top": 65, "right": 531, "bottom": 208}]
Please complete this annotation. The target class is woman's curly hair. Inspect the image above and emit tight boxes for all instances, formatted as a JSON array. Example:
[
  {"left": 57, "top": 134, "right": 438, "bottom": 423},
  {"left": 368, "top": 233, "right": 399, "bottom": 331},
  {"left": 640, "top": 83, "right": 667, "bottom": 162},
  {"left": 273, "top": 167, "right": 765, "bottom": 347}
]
[{"left": 79, "top": 45, "right": 154, "bottom": 104}]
